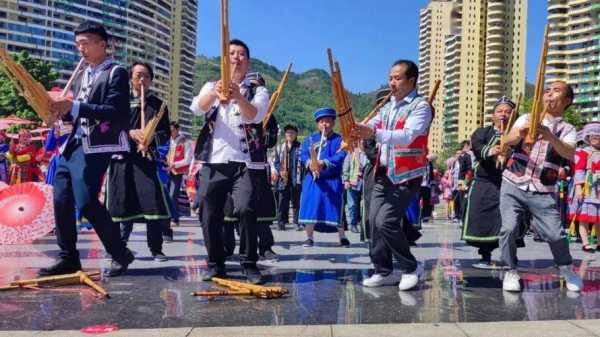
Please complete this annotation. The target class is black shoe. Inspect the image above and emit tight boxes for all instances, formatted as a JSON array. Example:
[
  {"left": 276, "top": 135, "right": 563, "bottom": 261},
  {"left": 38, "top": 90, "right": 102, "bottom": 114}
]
[
  {"left": 243, "top": 267, "right": 263, "bottom": 285},
  {"left": 339, "top": 238, "right": 350, "bottom": 247},
  {"left": 302, "top": 238, "right": 314, "bottom": 247},
  {"left": 296, "top": 224, "right": 304, "bottom": 231},
  {"left": 163, "top": 235, "right": 173, "bottom": 243},
  {"left": 201, "top": 265, "right": 226, "bottom": 281},
  {"left": 261, "top": 250, "right": 278, "bottom": 261},
  {"left": 153, "top": 252, "right": 168, "bottom": 262},
  {"left": 106, "top": 249, "right": 134, "bottom": 277},
  {"left": 278, "top": 223, "right": 286, "bottom": 231},
  {"left": 38, "top": 259, "right": 82, "bottom": 276}
]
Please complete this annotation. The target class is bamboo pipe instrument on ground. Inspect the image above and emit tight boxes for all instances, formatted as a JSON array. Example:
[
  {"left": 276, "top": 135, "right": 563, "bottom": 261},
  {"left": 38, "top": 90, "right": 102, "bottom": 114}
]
[
  {"left": 191, "top": 277, "right": 289, "bottom": 299},
  {"left": 525, "top": 25, "right": 549, "bottom": 148},
  {"left": 219, "top": 0, "right": 231, "bottom": 101},
  {"left": 327, "top": 48, "right": 356, "bottom": 151},
  {"left": 0, "top": 271, "right": 109, "bottom": 298},
  {"left": 263, "top": 62, "right": 293, "bottom": 128}
]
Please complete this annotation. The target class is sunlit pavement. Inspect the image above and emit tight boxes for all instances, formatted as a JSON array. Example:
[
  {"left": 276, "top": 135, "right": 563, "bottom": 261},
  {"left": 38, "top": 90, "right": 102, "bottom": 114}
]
[{"left": 1, "top": 215, "right": 600, "bottom": 336}]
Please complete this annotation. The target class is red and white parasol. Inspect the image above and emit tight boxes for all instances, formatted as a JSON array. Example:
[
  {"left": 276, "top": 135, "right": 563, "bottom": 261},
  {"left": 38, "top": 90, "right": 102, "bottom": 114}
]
[{"left": 0, "top": 182, "right": 54, "bottom": 244}]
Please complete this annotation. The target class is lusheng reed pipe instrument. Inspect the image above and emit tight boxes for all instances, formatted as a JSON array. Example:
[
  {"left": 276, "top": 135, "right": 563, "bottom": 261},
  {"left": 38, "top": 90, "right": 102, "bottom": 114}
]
[
  {"left": 0, "top": 48, "right": 54, "bottom": 125},
  {"left": 280, "top": 143, "right": 290, "bottom": 185},
  {"left": 219, "top": 0, "right": 231, "bottom": 101},
  {"left": 263, "top": 62, "right": 293, "bottom": 128},
  {"left": 140, "top": 82, "right": 146, "bottom": 130},
  {"left": 61, "top": 58, "right": 85, "bottom": 98},
  {"left": 138, "top": 101, "right": 167, "bottom": 158},
  {"left": 0, "top": 271, "right": 109, "bottom": 298},
  {"left": 309, "top": 128, "right": 327, "bottom": 180},
  {"left": 327, "top": 49, "right": 356, "bottom": 152},
  {"left": 525, "top": 25, "right": 549, "bottom": 148},
  {"left": 0, "top": 49, "right": 84, "bottom": 126},
  {"left": 428, "top": 79, "right": 441, "bottom": 105},
  {"left": 360, "top": 92, "right": 392, "bottom": 125},
  {"left": 191, "top": 277, "right": 289, "bottom": 299},
  {"left": 496, "top": 93, "right": 522, "bottom": 168}
]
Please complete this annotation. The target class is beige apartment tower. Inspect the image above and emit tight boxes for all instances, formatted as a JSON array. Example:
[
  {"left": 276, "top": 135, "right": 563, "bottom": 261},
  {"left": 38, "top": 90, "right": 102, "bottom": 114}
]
[
  {"left": 418, "top": 0, "right": 458, "bottom": 155},
  {"left": 418, "top": 0, "right": 527, "bottom": 154},
  {"left": 546, "top": 0, "right": 600, "bottom": 121}
]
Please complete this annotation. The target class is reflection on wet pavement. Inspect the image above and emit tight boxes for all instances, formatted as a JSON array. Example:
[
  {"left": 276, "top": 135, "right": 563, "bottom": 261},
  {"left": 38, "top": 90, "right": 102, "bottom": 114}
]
[{"left": 1, "top": 219, "right": 600, "bottom": 330}]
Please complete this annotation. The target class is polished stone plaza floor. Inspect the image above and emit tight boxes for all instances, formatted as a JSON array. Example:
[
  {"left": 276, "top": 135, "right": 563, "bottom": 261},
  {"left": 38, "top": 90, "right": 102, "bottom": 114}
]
[{"left": 1, "top": 216, "right": 600, "bottom": 332}]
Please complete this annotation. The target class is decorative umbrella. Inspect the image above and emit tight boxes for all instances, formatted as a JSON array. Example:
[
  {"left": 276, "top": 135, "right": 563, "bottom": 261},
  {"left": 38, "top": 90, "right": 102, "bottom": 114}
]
[
  {"left": 0, "top": 182, "right": 54, "bottom": 244},
  {"left": 0, "top": 115, "right": 35, "bottom": 130}
]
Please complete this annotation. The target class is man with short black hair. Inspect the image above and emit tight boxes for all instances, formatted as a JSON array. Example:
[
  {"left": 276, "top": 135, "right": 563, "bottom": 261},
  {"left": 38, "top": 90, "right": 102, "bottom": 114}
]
[
  {"left": 106, "top": 61, "right": 171, "bottom": 262},
  {"left": 42, "top": 21, "right": 134, "bottom": 277},
  {"left": 352, "top": 59, "right": 432, "bottom": 291},
  {"left": 166, "top": 121, "right": 192, "bottom": 230},
  {"left": 191, "top": 39, "right": 269, "bottom": 284},
  {"left": 273, "top": 124, "right": 303, "bottom": 230}
]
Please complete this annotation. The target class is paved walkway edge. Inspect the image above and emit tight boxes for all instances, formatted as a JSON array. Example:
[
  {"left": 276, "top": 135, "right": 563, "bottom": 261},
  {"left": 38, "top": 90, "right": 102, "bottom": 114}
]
[{"left": 1, "top": 319, "right": 600, "bottom": 337}]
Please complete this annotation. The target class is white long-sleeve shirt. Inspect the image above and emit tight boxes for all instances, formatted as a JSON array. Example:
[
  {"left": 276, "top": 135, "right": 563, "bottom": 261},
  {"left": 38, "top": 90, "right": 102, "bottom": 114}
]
[
  {"left": 189, "top": 81, "right": 269, "bottom": 164},
  {"left": 367, "top": 89, "right": 432, "bottom": 166}
]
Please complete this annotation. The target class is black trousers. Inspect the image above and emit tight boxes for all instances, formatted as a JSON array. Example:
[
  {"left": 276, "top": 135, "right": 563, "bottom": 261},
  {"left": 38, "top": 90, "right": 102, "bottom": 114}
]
[
  {"left": 198, "top": 163, "right": 261, "bottom": 268},
  {"left": 53, "top": 144, "right": 127, "bottom": 262},
  {"left": 420, "top": 186, "right": 432, "bottom": 218},
  {"left": 368, "top": 171, "right": 420, "bottom": 275},
  {"left": 277, "top": 184, "right": 300, "bottom": 225},
  {"left": 223, "top": 221, "right": 274, "bottom": 256},
  {"left": 120, "top": 220, "right": 166, "bottom": 255},
  {"left": 454, "top": 190, "right": 467, "bottom": 221}
]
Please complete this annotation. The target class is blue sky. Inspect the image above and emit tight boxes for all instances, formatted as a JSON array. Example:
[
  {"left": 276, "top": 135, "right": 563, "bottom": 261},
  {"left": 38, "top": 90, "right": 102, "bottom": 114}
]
[{"left": 197, "top": 0, "right": 547, "bottom": 93}]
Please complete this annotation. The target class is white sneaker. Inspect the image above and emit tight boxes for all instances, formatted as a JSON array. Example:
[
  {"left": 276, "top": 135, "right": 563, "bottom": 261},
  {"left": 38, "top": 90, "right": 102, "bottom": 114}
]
[
  {"left": 503, "top": 270, "right": 521, "bottom": 292},
  {"left": 560, "top": 265, "right": 583, "bottom": 292},
  {"left": 398, "top": 263, "right": 423, "bottom": 291},
  {"left": 362, "top": 273, "right": 400, "bottom": 287}
]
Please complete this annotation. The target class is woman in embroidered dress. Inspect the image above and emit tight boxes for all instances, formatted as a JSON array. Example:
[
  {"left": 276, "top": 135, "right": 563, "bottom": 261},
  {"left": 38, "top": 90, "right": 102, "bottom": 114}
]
[{"left": 571, "top": 122, "right": 600, "bottom": 252}]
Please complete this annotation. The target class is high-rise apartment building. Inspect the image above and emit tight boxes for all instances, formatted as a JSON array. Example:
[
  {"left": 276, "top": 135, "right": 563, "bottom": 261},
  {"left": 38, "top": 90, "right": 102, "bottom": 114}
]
[
  {"left": 418, "top": 0, "right": 527, "bottom": 154},
  {"left": 0, "top": 0, "right": 197, "bottom": 133},
  {"left": 418, "top": 0, "right": 459, "bottom": 154},
  {"left": 546, "top": 0, "right": 600, "bottom": 121}
]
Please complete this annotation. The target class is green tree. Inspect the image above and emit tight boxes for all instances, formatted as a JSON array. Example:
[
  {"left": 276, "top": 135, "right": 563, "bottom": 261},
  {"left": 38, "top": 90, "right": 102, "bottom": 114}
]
[
  {"left": 0, "top": 51, "right": 59, "bottom": 121},
  {"left": 193, "top": 55, "right": 379, "bottom": 136},
  {"left": 520, "top": 97, "right": 587, "bottom": 130},
  {"left": 435, "top": 140, "right": 460, "bottom": 172},
  {"left": 563, "top": 106, "right": 586, "bottom": 130}
]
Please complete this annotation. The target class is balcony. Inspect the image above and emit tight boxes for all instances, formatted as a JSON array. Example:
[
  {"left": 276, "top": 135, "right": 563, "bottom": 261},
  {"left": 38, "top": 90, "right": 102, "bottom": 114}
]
[
  {"left": 548, "top": 0, "right": 568, "bottom": 12},
  {"left": 487, "top": 17, "right": 504, "bottom": 26},
  {"left": 486, "top": 40, "right": 504, "bottom": 49},
  {"left": 487, "top": 24, "right": 504, "bottom": 34},
  {"left": 548, "top": 12, "right": 566, "bottom": 21},
  {"left": 486, "top": 49, "right": 504, "bottom": 58},
  {"left": 485, "top": 64, "right": 504, "bottom": 72},
  {"left": 486, "top": 73, "right": 503, "bottom": 81}
]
